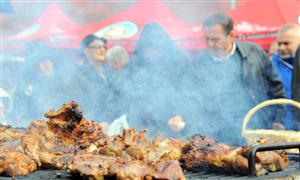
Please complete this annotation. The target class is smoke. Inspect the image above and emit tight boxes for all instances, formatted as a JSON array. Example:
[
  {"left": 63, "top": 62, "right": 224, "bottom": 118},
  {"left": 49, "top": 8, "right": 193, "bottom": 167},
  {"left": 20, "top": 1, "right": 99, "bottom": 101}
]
[
  {"left": 1, "top": 22, "right": 267, "bottom": 147},
  {"left": 3, "top": 41, "right": 79, "bottom": 127},
  {"left": 1, "top": 2, "right": 272, "bottom": 147}
]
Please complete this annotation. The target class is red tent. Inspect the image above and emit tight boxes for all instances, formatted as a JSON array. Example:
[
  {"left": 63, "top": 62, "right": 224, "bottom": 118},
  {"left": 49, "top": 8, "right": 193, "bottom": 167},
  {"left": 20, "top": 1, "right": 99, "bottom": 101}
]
[
  {"left": 7, "top": 2, "right": 80, "bottom": 48},
  {"left": 65, "top": 0, "right": 205, "bottom": 50},
  {"left": 229, "top": 0, "right": 300, "bottom": 50}
]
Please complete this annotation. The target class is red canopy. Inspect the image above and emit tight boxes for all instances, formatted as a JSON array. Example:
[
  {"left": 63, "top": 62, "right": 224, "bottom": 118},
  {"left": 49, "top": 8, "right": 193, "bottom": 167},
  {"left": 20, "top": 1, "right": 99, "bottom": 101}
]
[
  {"left": 8, "top": 2, "right": 79, "bottom": 42},
  {"left": 229, "top": 0, "right": 300, "bottom": 50},
  {"left": 64, "top": 0, "right": 204, "bottom": 50}
]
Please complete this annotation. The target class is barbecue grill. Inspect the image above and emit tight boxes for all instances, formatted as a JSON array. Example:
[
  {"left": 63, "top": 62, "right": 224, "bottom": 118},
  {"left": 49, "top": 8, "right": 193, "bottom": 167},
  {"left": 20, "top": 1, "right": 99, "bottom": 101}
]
[{"left": 1, "top": 143, "right": 299, "bottom": 180}]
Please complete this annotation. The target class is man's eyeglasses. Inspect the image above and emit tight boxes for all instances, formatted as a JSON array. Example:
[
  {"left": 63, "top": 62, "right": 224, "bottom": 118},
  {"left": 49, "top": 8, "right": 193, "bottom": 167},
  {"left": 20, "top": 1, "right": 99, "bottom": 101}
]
[{"left": 88, "top": 45, "right": 106, "bottom": 50}]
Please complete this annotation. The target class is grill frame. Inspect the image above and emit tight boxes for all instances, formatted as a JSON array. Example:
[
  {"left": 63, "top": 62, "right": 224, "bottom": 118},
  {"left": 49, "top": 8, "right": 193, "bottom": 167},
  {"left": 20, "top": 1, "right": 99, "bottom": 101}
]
[
  {"left": 185, "top": 157, "right": 300, "bottom": 179},
  {"left": 248, "top": 142, "right": 300, "bottom": 176}
]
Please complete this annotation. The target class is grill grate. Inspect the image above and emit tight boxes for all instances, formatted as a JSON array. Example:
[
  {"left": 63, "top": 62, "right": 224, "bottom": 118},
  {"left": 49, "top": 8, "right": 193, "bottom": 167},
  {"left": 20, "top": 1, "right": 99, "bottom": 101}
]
[
  {"left": 0, "top": 161, "right": 299, "bottom": 180},
  {"left": 1, "top": 152, "right": 299, "bottom": 179},
  {"left": 185, "top": 160, "right": 300, "bottom": 180}
]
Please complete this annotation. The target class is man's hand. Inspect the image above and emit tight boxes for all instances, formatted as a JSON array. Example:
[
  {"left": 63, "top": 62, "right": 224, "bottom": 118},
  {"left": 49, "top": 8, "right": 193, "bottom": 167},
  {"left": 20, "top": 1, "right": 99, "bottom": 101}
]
[
  {"left": 167, "top": 115, "right": 185, "bottom": 132},
  {"left": 272, "top": 122, "right": 285, "bottom": 130}
]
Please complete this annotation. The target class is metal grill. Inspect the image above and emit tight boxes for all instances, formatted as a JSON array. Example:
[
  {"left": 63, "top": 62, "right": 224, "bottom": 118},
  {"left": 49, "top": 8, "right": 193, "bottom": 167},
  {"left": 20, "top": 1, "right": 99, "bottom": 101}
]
[
  {"left": 185, "top": 160, "right": 300, "bottom": 180},
  {"left": 185, "top": 142, "right": 300, "bottom": 180},
  {"left": 1, "top": 160, "right": 299, "bottom": 180},
  {"left": 1, "top": 143, "right": 299, "bottom": 180}
]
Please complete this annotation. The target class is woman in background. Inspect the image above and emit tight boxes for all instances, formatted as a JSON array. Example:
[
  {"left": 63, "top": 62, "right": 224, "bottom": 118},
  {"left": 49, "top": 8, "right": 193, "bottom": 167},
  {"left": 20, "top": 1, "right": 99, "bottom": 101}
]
[{"left": 73, "top": 35, "right": 116, "bottom": 126}]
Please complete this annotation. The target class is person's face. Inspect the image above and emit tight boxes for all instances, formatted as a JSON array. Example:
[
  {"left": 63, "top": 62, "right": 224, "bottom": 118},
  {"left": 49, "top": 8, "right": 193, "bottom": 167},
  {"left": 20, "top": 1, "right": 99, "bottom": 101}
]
[
  {"left": 277, "top": 29, "right": 300, "bottom": 59},
  {"left": 84, "top": 39, "right": 107, "bottom": 63},
  {"left": 203, "top": 24, "right": 235, "bottom": 60}
]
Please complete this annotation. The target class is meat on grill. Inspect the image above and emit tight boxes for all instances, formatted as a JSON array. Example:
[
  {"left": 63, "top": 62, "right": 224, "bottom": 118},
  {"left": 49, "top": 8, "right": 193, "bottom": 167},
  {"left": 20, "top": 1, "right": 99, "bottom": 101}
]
[
  {"left": 0, "top": 125, "right": 37, "bottom": 177},
  {"left": 16, "top": 101, "right": 185, "bottom": 179},
  {"left": 182, "top": 134, "right": 289, "bottom": 176},
  {"left": 67, "top": 153, "right": 185, "bottom": 180},
  {"left": 123, "top": 128, "right": 184, "bottom": 162},
  {"left": 0, "top": 101, "right": 293, "bottom": 179},
  {"left": 22, "top": 101, "right": 108, "bottom": 169}
]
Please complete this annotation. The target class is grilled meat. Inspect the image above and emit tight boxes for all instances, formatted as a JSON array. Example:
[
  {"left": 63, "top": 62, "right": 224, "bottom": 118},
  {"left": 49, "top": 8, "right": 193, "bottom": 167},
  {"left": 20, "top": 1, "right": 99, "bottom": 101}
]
[
  {"left": 0, "top": 102, "right": 292, "bottom": 179},
  {"left": 234, "top": 146, "right": 289, "bottom": 175},
  {"left": 108, "top": 159, "right": 155, "bottom": 179},
  {"left": 73, "top": 119, "right": 107, "bottom": 153},
  {"left": 109, "top": 160, "right": 185, "bottom": 180},
  {"left": 0, "top": 150, "right": 37, "bottom": 177},
  {"left": 22, "top": 120, "right": 75, "bottom": 169},
  {"left": 124, "top": 128, "right": 184, "bottom": 162},
  {"left": 154, "top": 160, "right": 185, "bottom": 180},
  {"left": 0, "top": 125, "right": 37, "bottom": 177},
  {"left": 98, "top": 128, "right": 184, "bottom": 162},
  {"left": 182, "top": 134, "right": 289, "bottom": 176},
  {"left": 0, "top": 125, "right": 26, "bottom": 144},
  {"left": 22, "top": 101, "right": 108, "bottom": 169},
  {"left": 67, "top": 128, "right": 186, "bottom": 179},
  {"left": 68, "top": 153, "right": 185, "bottom": 180},
  {"left": 67, "top": 153, "right": 120, "bottom": 179}
]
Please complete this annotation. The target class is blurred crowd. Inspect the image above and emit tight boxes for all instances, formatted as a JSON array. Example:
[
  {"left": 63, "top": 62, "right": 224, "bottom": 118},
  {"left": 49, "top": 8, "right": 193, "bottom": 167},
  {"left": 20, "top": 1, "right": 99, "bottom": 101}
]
[{"left": 1, "top": 13, "right": 299, "bottom": 146}]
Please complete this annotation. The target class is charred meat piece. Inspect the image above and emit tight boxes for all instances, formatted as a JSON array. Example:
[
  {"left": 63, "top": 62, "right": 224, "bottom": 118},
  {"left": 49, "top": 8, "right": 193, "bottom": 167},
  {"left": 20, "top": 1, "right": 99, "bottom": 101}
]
[
  {"left": 44, "top": 101, "right": 83, "bottom": 135},
  {"left": 22, "top": 101, "right": 107, "bottom": 169},
  {"left": 182, "top": 134, "right": 289, "bottom": 176}
]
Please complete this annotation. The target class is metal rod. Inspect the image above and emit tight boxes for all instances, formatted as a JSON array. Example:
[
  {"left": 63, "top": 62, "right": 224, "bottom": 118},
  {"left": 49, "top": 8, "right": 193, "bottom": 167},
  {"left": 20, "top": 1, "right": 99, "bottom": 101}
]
[{"left": 248, "top": 142, "right": 300, "bottom": 176}]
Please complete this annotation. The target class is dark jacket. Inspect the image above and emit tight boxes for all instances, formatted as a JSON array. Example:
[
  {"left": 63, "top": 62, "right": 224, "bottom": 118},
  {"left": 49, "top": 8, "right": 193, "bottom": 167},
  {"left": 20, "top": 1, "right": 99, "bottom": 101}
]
[
  {"left": 70, "top": 61, "right": 117, "bottom": 122},
  {"left": 292, "top": 45, "right": 300, "bottom": 125},
  {"left": 236, "top": 41, "right": 286, "bottom": 125},
  {"left": 117, "top": 23, "right": 190, "bottom": 137},
  {"left": 192, "top": 41, "right": 285, "bottom": 128}
]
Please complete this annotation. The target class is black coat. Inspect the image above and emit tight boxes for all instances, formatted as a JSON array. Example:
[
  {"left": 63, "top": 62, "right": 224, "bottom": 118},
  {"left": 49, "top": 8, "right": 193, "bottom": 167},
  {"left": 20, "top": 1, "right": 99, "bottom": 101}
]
[
  {"left": 69, "top": 61, "right": 117, "bottom": 122},
  {"left": 116, "top": 23, "right": 191, "bottom": 137},
  {"left": 197, "top": 41, "right": 285, "bottom": 125},
  {"left": 292, "top": 45, "right": 300, "bottom": 125},
  {"left": 182, "top": 41, "right": 286, "bottom": 144}
]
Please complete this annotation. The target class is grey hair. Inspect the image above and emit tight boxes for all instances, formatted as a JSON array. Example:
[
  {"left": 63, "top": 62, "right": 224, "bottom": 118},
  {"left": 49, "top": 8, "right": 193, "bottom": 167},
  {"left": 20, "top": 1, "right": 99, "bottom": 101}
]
[
  {"left": 277, "top": 24, "right": 300, "bottom": 38},
  {"left": 106, "top": 45, "right": 130, "bottom": 68},
  {"left": 203, "top": 13, "right": 234, "bottom": 35}
]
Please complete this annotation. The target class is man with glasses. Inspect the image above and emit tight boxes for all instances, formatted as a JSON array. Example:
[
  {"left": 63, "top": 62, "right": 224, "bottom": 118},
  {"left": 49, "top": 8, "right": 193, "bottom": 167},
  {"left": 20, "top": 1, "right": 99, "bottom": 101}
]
[
  {"left": 272, "top": 24, "right": 300, "bottom": 130},
  {"left": 190, "top": 13, "right": 285, "bottom": 145}
]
